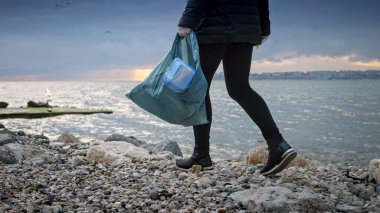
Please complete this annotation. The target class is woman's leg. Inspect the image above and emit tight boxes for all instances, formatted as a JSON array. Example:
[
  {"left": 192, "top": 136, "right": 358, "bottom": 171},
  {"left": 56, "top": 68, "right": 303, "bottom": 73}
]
[
  {"left": 193, "top": 43, "right": 226, "bottom": 154},
  {"left": 223, "top": 43, "right": 297, "bottom": 176},
  {"left": 222, "top": 43, "right": 280, "bottom": 141},
  {"left": 176, "top": 43, "right": 225, "bottom": 169}
]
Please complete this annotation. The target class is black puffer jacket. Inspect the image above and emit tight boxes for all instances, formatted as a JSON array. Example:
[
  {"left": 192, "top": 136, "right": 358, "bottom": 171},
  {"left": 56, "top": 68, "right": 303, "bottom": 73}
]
[{"left": 178, "top": 0, "right": 270, "bottom": 44}]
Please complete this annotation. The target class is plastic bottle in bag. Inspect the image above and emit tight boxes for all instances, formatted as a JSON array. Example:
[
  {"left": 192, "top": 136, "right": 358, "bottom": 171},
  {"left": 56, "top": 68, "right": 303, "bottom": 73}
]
[{"left": 164, "top": 58, "right": 195, "bottom": 92}]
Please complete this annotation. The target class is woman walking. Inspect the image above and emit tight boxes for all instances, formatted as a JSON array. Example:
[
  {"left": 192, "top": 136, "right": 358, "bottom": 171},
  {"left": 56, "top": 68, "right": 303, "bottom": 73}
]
[{"left": 175, "top": 0, "right": 297, "bottom": 176}]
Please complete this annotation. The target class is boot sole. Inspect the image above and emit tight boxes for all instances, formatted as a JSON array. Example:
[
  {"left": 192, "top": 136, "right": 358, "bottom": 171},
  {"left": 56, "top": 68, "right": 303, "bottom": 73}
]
[
  {"left": 261, "top": 149, "right": 297, "bottom": 176},
  {"left": 176, "top": 164, "right": 214, "bottom": 172}
]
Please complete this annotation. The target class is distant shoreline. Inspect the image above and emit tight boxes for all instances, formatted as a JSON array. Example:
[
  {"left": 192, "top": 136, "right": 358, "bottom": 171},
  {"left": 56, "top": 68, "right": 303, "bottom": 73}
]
[{"left": 214, "top": 70, "right": 380, "bottom": 80}]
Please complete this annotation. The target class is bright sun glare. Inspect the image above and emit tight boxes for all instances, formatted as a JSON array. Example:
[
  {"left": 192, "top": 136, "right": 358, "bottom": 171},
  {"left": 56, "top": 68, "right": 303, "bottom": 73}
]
[{"left": 131, "top": 68, "right": 153, "bottom": 81}]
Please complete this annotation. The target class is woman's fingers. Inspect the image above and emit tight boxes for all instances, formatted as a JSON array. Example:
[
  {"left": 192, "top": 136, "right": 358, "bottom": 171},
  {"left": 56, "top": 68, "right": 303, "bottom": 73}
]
[{"left": 178, "top": 26, "right": 191, "bottom": 37}]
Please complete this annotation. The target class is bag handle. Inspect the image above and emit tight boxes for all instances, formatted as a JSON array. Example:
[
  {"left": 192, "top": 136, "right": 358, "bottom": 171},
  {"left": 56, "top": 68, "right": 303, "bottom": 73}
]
[{"left": 180, "top": 37, "right": 189, "bottom": 64}]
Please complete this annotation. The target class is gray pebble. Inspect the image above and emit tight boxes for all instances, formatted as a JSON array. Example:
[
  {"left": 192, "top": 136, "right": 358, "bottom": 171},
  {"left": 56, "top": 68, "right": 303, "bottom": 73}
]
[{"left": 150, "top": 190, "right": 159, "bottom": 200}]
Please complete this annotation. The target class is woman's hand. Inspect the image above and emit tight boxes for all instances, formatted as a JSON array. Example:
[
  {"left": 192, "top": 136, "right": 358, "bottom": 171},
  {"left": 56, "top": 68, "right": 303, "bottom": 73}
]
[{"left": 178, "top": 26, "right": 191, "bottom": 37}]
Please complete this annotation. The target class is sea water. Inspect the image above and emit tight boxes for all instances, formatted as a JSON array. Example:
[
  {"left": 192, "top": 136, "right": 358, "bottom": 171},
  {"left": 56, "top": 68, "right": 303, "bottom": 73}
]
[{"left": 1, "top": 80, "right": 379, "bottom": 167}]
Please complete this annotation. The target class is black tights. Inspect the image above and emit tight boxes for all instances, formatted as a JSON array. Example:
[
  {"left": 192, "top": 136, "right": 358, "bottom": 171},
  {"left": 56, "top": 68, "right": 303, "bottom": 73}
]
[{"left": 194, "top": 43, "right": 280, "bottom": 151}]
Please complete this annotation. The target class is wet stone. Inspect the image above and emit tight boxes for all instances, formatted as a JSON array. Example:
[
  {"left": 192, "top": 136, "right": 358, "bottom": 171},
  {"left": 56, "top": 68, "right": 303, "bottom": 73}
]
[
  {"left": 34, "top": 134, "right": 49, "bottom": 140},
  {"left": 248, "top": 177, "right": 264, "bottom": 185},
  {"left": 246, "top": 166, "right": 257, "bottom": 174},
  {"left": 150, "top": 190, "right": 159, "bottom": 200},
  {"left": 241, "top": 183, "right": 250, "bottom": 189},
  {"left": 0, "top": 147, "right": 17, "bottom": 164},
  {"left": 374, "top": 184, "right": 380, "bottom": 193},
  {"left": 17, "top": 131, "right": 26, "bottom": 136},
  {"left": 0, "top": 102, "right": 8, "bottom": 108},
  {"left": 218, "top": 169, "right": 233, "bottom": 177},
  {"left": 0, "top": 133, "right": 14, "bottom": 146}
]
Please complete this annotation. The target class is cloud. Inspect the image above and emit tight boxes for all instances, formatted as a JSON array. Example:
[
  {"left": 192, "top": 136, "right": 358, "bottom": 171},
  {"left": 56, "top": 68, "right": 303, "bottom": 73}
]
[
  {"left": 351, "top": 60, "right": 380, "bottom": 69},
  {"left": 1, "top": 0, "right": 379, "bottom": 81},
  {"left": 252, "top": 55, "right": 380, "bottom": 73}
]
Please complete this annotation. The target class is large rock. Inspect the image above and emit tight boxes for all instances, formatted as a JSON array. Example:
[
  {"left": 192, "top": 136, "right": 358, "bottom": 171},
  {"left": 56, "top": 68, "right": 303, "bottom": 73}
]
[
  {"left": 0, "top": 102, "right": 8, "bottom": 108},
  {"left": 152, "top": 140, "right": 183, "bottom": 157},
  {"left": 0, "top": 133, "right": 15, "bottom": 146},
  {"left": 0, "top": 123, "right": 5, "bottom": 129},
  {"left": 57, "top": 132, "right": 80, "bottom": 144},
  {"left": 245, "top": 146, "right": 268, "bottom": 165},
  {"left": 87, "top": 141, "right": 152, "bottom": 165},
  {"left": 104, "top": 134, "right": 145, "bottom": 147},
  {"left": 246, "top": 146, "right": 310, "bottom": 168},
  {"left": 230, "top": 186, "right": 294, "bottom": 212},
  {"left": 369, "top": 159, "right": 380, "bottom": 183},
  {"left": 4, "top": 143, "right": 49, "bottom": 165},
  {"left": 0, "top": 147, "right": 17, "bottom": 164},
  {"left": 230, "top": 186, "right": 334, "bottom": 212},
  {"left": 293, "top": 189, "right": 335, "bottom": 211},
  {"left": 0, "top": 129, "right": 13, "bottom": 134}
]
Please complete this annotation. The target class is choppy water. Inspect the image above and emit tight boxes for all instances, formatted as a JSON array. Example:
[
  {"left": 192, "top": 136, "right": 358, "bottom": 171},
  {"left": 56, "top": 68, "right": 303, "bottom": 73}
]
[{"left": 1, "top": 80, "right": 379, "bottom": 167}]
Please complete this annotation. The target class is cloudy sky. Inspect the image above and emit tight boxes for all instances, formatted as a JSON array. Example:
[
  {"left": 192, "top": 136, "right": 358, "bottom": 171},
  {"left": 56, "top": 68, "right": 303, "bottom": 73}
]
[{"left": 0, "top": 0, "right": 379, "bottom": 81}]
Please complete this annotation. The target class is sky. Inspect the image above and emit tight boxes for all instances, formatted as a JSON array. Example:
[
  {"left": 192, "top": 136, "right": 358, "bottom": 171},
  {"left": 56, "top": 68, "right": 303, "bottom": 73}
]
[{"left": 0, "top": 0, "right": 380, "bottom": 81}]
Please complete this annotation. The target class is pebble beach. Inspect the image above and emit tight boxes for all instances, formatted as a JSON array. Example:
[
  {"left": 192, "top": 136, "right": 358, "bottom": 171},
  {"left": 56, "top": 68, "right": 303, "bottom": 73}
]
[{"left": 1, "top": 124, "right": 380, "bottom": 212}]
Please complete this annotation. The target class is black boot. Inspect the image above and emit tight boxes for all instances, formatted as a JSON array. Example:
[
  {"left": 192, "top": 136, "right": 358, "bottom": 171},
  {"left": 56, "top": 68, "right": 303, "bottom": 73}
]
[
  {"left": 260, "top": 134, "right": 297, "bottom": 176},
  {"left": 176, "top": 146, "right": 213, "bottom": 170}
]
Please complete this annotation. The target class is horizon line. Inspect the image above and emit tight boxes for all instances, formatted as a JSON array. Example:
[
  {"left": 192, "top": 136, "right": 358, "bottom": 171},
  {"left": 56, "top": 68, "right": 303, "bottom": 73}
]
[{"left": 1, "top": 70, "right": 379, "bottom": 82}]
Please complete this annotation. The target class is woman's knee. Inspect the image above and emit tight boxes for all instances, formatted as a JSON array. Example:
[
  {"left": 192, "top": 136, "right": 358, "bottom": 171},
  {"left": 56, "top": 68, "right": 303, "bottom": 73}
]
[{"left": 226, "top": 82, "right": 251, "bottom": 101}]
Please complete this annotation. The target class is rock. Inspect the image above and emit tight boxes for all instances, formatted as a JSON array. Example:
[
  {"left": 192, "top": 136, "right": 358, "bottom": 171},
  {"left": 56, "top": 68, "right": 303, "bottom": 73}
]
[
  {"left": 87, "top": 141, "right": 152, "bottom": 165},
  {"left": 4, "top": 143, "right": 49, "bottom": 164},
  {"left": 230, "top": 186, "right": 333, "bottom": 212},
  {"left": 150, "top": 190, "right": 159, "bottom": 200},
  {"left": 69, "top": 156, "right": 88, "bottom": 167},
  {"left": 0, "top": 129, "right": 13, "bottom": 135},
  {"left": 218, "top": 169, "right": 233, "bottom": 177},
  {"left": 0, "top": 102, "right": 8, "bottom": 108},
  {"left": 230, "top": 186, "right": 293, "bottom": 212},
  {"left": 152, "top": 140, "right": 183, "bottom": 157},
  {"left": 217, "top": 208, "right": 227, "bottom": 213},
  {"left": 189, "top": 165, "right": 203, "bottom": 174},
  {"left": 369, "top": 159, "right": 380, "bottom": 183},
  {"left": 348, "top": 183, "right": 375, "bottom": 200},
  {"left": 245, "top": 146, "right": 268, "bottom": 165},
  {"left": 34, "top": 134, "right": 49, "bottom": 140},
  {"left": 281, "top": 169, "right": 311, "bottom": 186},
  {"left": 246, "top": 166, "right": 257, "bottom": 174},
  {"left": 57, "top": 132, "right": 80, "bottom": 144},
  {"left": 248, "top": 177, "right": 264, "bottom": 185},
  {"left": 294, "top": 189, "right": 334, "bottom": 211},
  {"left": 104, "top": 134, "right": 145, "bottom": 147},
  {"left": 27, "top": 100, "right": 52, "bottom": 108},
  {"left": 0, "top": 147, "right": 17, "bottom": 164},
  {"left": 246, "top": 146, "right": 310, "bottom": 168},
  {"left": 336, "top": 204, "right": 361, "bottom": 212},
  {"left": 0, "top": 123, "right": 4, "bottom": 128},
  {"left": 0, "top": 133, "right": 14, "bottom": 146},
  {"left": 17, "top": 130, "right": 26, "bottom": 136},
  {"left": 150, "top": 204, "right": 161, "bottom": 211},
  {"left": 48, "top": 141, "right": 66, "bottom": 151},
  {"left": 375, "top": 184, "right": 380, "bottom": 193},
  {"left": 112, "top": 202, "right": 123, "bottom": 209},
  {"left": 41, "top": 205, "right": 62, "bottom": 213}
]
